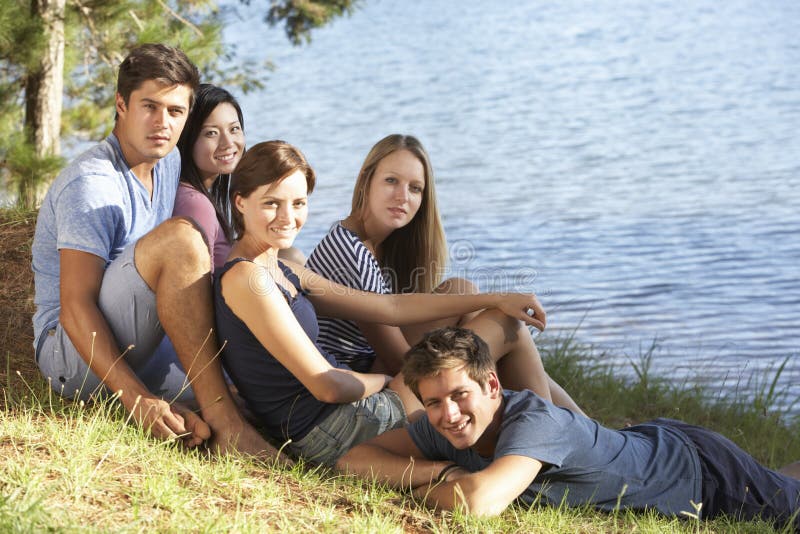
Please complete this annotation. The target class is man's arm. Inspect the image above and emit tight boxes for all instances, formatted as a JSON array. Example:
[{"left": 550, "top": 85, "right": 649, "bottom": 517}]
[
  {"left": 413, "top": 454, "right": 543, "bottom": 517},
  {"left": 338, "top": 427, "right": 544, "bottom": 517},
  {"left": 59, "top": 249, "right": 203, "bottom": 445},
  {"left": 336, "top": 428, "right": 455, "bottom": 489}
]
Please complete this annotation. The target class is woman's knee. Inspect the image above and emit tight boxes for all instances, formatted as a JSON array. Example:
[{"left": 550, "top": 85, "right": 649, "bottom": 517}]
[
  {"left": 474, "top": 307, "right": 522, "bottom": 330},
  {"left": 278, "top": 246, "right": 306, "bottom": 265},
  {"left": 434, "top": 277, "right": 479, "bottom": 295}
]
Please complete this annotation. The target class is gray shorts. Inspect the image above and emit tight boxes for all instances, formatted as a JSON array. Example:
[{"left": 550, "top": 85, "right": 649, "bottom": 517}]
[
  {"left": 286, "top": 388, "right": 407, "bottom": 467},
  {"left": 35, "top": 243, "right": 191, "bottom": 402}
]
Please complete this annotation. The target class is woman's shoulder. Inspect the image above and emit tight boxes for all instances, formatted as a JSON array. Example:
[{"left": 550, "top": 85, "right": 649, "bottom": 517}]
[
  {"left": 177, "top": 181, "right": 207, "bottom": 198},
  {"left": 322, "top": 222, "right": 363, "bottom": 248},
  {"left": 175, "top": 182, "right": 214, "bottom": 213},
  {"left": 308, "top": 222, "right": 381, "bottom": 288},
  {"left": 309, "top": 223, "right": 365, "bottom": 264},
  {"left": 217, "top": 257, "right": 257, "bottom": 282}
]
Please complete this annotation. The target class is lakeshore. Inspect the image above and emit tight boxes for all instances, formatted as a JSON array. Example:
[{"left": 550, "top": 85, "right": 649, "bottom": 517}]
[
  {"left": 227, "top": 0, "right": 800, "bottom": 407},
  {"left": 2, "top": 207, "right": 798, "bottom": 532}
]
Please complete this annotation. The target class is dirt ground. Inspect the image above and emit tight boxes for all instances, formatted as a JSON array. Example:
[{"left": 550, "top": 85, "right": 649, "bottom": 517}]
[{"left": 0, "top": 210, "right": 43, "bottom": 391}]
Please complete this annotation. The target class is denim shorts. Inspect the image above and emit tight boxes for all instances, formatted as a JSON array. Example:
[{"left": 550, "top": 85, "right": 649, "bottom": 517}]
[
  {"left": 35, "top": 243, "right": 192, "bottom": 402},
  {"left": 286, "top": 388, "right": 407, "bottom": 467}
]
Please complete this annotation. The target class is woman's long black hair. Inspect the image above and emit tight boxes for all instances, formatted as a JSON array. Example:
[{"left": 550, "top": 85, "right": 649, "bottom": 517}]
[{"left": 176, "top": 83, "right": 244, "bottom": 242}]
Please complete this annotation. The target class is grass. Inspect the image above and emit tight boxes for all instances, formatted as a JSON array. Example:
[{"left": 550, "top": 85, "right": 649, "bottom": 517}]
[{"left": 1, "top": 207, "right": 798, "bottom": 532}]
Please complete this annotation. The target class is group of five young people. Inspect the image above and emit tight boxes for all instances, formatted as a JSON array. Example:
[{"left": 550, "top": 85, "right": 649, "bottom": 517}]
[{"left": 32, "top": 45, "right": 798, "bottom": 525}]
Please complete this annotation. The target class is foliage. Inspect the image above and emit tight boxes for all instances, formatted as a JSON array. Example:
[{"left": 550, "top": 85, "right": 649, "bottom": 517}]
[
  {"left": 0, "top": 0, "right": 359, "bottom": 207},
  {"left": 264, "top": 0, "right": 361, "bottom": 45}
]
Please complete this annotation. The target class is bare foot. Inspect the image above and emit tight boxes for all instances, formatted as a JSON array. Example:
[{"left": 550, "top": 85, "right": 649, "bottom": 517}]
[
  {"left": 209, "top": 420, "right": 293, "bottom": 466},
  {"left": 778, "top": 461, "right": 800, "bottom": 479}
]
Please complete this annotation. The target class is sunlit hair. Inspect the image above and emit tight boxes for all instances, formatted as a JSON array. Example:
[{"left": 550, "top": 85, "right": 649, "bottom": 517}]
[
  {"left": 230, "top": 140, "right": 315, "bottom": 238},
  {"left": 403, "top": 327, "right": 495, "bottom": 400},
  {"left": 116, "top": 43, "right": 199, "bottom": 117},
  {"left": 177, "top": 84, "right": 243, "bottom": 242},
  {"left": 349, "top": 134, "right": 447, "bottom": 294}
]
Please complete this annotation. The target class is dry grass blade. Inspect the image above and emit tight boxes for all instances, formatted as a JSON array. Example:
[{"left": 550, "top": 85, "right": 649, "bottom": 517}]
[{"left": 0, "top": 209, "right": 41, "bottom": 389}]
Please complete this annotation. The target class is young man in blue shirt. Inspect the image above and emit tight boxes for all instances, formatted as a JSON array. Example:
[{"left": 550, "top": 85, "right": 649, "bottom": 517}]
[
  {"left": 32, "top": 43, "right": 277, "bottom": 458},
  {"left": 337, "top": 327, "right": 800, "bottom": 527}
]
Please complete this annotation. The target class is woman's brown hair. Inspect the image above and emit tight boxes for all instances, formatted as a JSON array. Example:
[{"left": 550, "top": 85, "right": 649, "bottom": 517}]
[{"left": 230, "top": 140, "right": 315, "bottom": 238}]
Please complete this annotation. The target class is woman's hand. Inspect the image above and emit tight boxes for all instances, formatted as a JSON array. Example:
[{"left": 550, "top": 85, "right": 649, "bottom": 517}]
[{"left": 496, "top": 293, "right": 546, "bottom": 331}]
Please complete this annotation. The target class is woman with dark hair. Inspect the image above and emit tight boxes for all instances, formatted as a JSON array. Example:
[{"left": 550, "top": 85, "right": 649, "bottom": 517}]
[
  {"left": 174, "top": 84, "right": 304, "bottom": 269},
  {"left": 214, "top": 140, "right": 552, "bottom": 466},
  {"left": 174, "top": 84, "right": 243, "bottom": 270}
]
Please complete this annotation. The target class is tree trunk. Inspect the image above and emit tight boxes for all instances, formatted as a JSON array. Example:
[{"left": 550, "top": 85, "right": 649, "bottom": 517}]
[{"left": 20, "top": 0, "right": 66, "bottom": 208}]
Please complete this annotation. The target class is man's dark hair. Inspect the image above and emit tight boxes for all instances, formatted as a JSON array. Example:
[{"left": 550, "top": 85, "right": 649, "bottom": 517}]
[
  {"left": 403, "top": 327, "right": 495, "bottom": 399},
  {"left": 116, "top": 43, "right": 200, "bottom": 116}
]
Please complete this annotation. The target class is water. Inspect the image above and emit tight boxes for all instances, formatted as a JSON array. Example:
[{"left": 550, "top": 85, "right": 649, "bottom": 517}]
[
  {"left": 9, "top": 1, "right": 796, "bottom": 408},
  {"left": 218, "top": 0, "right": 800, "bottom": 411}
]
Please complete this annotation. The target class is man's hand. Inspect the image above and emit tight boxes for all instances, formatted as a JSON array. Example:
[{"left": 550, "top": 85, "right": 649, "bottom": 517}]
[
  {"left": 128, "top": 396, "right": 210, "bottom": 447},
  {"left": 172, "top": 402, "right": 212, "bottom": 448}
]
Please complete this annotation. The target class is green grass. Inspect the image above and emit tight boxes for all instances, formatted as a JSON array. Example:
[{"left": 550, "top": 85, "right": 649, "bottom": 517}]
[
  {"left": 1, "top": 205, "right": 797, "bottom": 531},
  {"left": 2, "top": 334, "right": 798, "bottom": 533}
]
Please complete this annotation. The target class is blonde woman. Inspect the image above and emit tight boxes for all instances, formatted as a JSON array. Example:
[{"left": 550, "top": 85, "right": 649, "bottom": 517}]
[{"left": 307, "top": 134, "right": 582, "bottom": 411}]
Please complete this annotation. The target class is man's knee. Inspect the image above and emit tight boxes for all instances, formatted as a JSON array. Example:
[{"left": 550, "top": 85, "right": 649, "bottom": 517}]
[{"left": 136, "top": 217, "right": 211, "bottom": 279}]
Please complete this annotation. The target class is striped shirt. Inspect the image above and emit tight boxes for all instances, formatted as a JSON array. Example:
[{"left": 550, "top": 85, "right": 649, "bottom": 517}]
[{"left": 306, "top": 223, "right": 392, "bottom": 372}]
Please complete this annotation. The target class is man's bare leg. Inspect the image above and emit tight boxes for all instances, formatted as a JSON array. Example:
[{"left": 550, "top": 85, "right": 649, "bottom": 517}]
[{"left": 134, "top": 217, "right": 281, "bottom": 460}]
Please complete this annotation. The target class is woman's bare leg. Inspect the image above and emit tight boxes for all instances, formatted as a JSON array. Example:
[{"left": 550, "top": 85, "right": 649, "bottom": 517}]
[
  {"left": 387, "top": 373, "right": 424, "bottom": 422},
  {"left": 463, "top": 309, "right": 584, "bottom": 414},
  {"left": 463, "top": 308, "right": 550, "bottom": 398},
  {"left": 547, "top": 374, "right": 585, "bottom": 415},
  {"left": 400, "top": 277, "right": 481, "bottom": 345},
  {"left": 397, "top": 277, "right": 584, "bottom": 414}
]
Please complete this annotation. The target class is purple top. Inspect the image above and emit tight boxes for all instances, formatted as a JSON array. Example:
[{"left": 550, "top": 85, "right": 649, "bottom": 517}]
[{"left": 173, "top": 182, "right": 231, "bottom": 271}]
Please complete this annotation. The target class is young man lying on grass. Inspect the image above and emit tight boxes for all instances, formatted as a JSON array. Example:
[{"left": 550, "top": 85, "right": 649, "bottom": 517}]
[{"left": 336, "top": 326, "right": 800, "bottom": 528}]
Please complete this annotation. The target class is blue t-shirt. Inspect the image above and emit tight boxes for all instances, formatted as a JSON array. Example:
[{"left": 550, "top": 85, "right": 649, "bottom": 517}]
[
  {"left": 408, "top": 389, "right": 703, "bottom": 517},
  {"left": 32, "top": 134, "right": 180, "bottom": 348},
  {"left": 213, "top": 258, "right": 347, "bottom": 442}
]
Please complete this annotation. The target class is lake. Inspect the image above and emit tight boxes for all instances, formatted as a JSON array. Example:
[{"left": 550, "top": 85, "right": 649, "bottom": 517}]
[
  {"left": 219, "top": 0, "right": 800, "bottom": 411},
  {"left": 9, "top": 0, "right": 799, "bottom": 412}
]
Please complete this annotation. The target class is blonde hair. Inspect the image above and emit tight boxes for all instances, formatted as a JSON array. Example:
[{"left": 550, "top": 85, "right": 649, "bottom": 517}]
[{"left": 350, "top": 134, "right": 447, "bottom": 293}]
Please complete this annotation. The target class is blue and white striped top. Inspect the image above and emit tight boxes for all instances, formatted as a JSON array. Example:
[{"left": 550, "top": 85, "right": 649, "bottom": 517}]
[{"left": 306, "top": 223, "right": 392, "bottom": 372}]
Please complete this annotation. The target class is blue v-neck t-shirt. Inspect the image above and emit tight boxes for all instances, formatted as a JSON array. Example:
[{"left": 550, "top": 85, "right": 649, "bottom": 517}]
[{"left": 32, "top": 133, "right": 180, "bottom": 348}]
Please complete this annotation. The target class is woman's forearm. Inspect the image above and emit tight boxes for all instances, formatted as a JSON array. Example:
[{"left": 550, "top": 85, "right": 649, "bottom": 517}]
[
  {"left": 387, "top": 293, "right": 502, "bottom": 325},
  {"left": 314, "top": 368, "right": 391, "bottom": 404}
]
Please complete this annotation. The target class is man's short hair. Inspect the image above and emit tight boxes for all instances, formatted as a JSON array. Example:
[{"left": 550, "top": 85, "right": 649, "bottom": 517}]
[
  {"left": 403, "top": 327, "right": 495, "bottom": 399},
  {"left": 116, "top": 43, "right": 200, "bottom": 112}
]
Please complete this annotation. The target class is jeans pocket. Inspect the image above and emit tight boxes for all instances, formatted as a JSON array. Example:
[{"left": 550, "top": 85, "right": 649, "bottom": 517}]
[{"left": 291, "top": 424, "right": 341, "bottom": 467}]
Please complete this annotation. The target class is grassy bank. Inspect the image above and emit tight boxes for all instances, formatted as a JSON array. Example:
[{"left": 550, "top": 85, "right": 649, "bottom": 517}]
[{"left": 1, "top": 208, "right": 797, "bottom": 532}]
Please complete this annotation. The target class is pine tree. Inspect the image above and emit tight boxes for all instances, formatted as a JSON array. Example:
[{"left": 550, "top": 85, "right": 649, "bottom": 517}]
[{"left": 0, "top": 0, "right": 359, "bottom": 208}]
